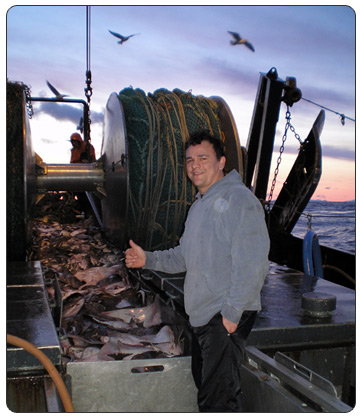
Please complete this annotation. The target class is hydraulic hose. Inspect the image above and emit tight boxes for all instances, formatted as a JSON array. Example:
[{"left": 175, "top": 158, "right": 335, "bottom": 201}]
[
  {"left": 7, "top": 334, "right": 74, "bottom": 412},
  {"left": 322, "top": 265, "right": 355, "bottom": 286}
]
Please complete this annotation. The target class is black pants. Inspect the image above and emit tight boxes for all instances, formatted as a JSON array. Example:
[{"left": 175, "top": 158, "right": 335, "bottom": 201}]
[{"left": 191, "top": 311, "right": 257, "bottom": 412}]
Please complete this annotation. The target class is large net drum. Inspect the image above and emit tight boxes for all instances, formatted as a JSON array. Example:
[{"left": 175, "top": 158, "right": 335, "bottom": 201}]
[{"left": 102, "top": 87, "right": 242, "bottom": 251}]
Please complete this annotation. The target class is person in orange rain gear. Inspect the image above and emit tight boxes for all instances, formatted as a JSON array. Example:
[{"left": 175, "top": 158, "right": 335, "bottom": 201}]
[
  {"left": 69, "top": 132, "right": 96, "bottom": 163},
  {"left": 68, "top": 132, "right": 96, "bottom": 215}
]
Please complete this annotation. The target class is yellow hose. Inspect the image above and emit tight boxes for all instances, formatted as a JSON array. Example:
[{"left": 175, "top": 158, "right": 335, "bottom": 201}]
[{"left": 7, "top": 334, "right": 75, "bottom": 412}]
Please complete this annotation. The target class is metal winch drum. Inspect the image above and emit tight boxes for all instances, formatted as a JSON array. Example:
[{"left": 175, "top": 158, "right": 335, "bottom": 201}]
[{"left": 7, "top": 85, "right": 244, "bottom": 260}]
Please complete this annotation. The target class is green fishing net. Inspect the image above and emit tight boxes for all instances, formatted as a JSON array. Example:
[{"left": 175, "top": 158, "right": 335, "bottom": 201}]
[{"left": 118, "top": 87, "right": 222, "bottom": 250}]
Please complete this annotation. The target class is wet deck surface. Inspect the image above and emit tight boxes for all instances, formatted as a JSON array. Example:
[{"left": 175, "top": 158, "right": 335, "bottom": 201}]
[
  {"left": 257, "top": 263, "right": 355, "bottom": 325},
  {"left": 7, "top": 261, "right": 61, "bottom": 372},
  {"left": 139, "top": 262, "right": 355, "bottom": 349},
  {"left": 249, "top": 263, "right": 355, "bottom": 348}
]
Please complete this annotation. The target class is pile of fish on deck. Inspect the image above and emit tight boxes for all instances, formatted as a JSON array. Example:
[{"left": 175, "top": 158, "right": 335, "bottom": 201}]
[{"left": 29, "top": 192, "right": 183, "bottom": 363}]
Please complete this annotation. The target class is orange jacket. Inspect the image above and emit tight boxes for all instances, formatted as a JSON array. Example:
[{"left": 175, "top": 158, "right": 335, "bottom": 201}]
[{"left": 70, "top": 141, "right": 96, "bottom": 163}]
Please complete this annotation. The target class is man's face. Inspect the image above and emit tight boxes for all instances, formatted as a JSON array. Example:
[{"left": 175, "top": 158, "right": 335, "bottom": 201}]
[{"left": 185, "top": 140, "right": 226, "bottom": 195}]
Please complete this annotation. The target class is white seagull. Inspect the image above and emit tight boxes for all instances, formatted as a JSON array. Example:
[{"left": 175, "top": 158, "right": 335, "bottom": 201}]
[
  {"left": 46, "top": 80, "right": 69, "bottom": 99},
  {"left": 108, "top": 29, "right": 140, "bottom": 44},
  {"left": 228, "top": 31, "right": 255, "bottom": 52}
]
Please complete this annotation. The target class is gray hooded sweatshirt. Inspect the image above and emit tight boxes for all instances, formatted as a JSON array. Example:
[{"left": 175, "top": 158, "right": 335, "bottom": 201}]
[{"left": 144, "top": 169, "right": 270, "bottom": 327}]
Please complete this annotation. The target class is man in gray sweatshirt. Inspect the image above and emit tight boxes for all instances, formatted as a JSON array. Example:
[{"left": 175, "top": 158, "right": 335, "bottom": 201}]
[{"left": 125, "top": 130, "right": 270, "bottom": 412}]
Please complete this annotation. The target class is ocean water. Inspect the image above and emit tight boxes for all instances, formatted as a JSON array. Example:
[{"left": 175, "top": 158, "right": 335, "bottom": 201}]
[{"left": 291, "top": 200, "right": 355, "bottom": 254}]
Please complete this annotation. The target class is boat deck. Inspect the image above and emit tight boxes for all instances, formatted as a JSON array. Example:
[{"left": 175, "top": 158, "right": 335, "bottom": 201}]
[
  {"left": 6, "top": 260, "right": 355, "bottom": 412},
  {"left": 7, "top": 261, "right": 61, "bottom": 372},
  {"left": 136, "top": 261, "right": 355, "bottom": 350}
]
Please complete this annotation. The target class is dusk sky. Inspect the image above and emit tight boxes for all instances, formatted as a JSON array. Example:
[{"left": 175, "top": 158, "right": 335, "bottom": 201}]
[{"left": 6, "top": 4, "right": 356, "bottom": 201}]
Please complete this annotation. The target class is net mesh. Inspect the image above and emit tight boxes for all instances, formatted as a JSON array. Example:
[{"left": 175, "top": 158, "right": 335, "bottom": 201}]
[{"left": 118, "top": 87, "right": 223, "bottom": 250}]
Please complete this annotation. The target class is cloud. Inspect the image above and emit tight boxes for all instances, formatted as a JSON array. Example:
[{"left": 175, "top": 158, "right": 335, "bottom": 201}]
[
  {"left": 301, "top": 85, "right": 355, "bottom": 117},
  {"left": 32, "top": 101, "right": 104, "bottom": 125},
  {"left": 321, "top": 145, "right": 355, "bottom": 161},
  {"left": 276, "top": 143, "right": 354, "bottom": 161},
  {"left": 197, "top": 57, "right": 259, "bottom": 98},
  {"left": 40, "top": 137, "right": 57, "bottom": 144},
  {"left": 314, "top": 194, "right": 328, "bottom": 200}
]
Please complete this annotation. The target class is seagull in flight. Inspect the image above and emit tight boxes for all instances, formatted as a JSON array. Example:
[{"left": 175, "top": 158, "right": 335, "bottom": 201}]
[
  {"left": 228, "top": 31, "right": 255, "bottom": 52},
  {"left": 108, "top": 29, "right": 140, "bottom": 44},
  {"left": 46, "top": 80, "right": 69, "bottom": 99}
]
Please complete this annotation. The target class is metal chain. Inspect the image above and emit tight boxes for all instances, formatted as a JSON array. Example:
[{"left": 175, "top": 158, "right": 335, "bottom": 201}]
[
  {"left": 287, "top": 114, "right": 303, "bottom": 146},
  {"left": 266, "top": 106, "right": 303, "bottom": 212},
  {"left": 24, "top": 84, "right": 34, "bottom": 119},
  {"left": 85, "top": 6, "right": 93, "bottom": 108},
  {"left": 84, "top": 5, "right": 92, "bottom": 160}
]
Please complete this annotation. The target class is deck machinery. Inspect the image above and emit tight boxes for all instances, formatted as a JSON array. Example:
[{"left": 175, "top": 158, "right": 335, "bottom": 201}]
[{"left": 6, "top": 68, "right": 355, "bottom": 412}]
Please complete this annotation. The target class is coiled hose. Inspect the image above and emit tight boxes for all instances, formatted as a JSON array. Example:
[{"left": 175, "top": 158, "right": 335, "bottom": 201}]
[{"left": 7, "top": 334, "right": 74, "bottom": 412}]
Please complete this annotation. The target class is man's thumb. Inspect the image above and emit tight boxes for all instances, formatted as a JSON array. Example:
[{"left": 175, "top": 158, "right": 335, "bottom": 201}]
[{"left": 129, "top": 239, "right": 138, "bottom": 249}]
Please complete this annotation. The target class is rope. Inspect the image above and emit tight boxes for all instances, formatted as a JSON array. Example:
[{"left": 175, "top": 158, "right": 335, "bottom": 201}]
[
  {"left": 118, "top": 87, "right": 222, "bottom": 250},
  {"left": 302, "top": 97, "right": 355, "bottom": 125}
]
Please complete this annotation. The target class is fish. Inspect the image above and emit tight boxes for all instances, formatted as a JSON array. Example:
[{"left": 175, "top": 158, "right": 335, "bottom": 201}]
[
  {"left": 65, "top": 317, "right": 109, "bottom": 344},
  {"left": 68, "top": 346, "right": 85, "bottom": 360},
  {"left": 102, "top": 325, "right": 175, "bottom": 347},
  {"left": 67, "top": 333, "right": 103, "bottom": 347},
  {"left": 96, "top": 274, "right": 125, "bottom": 288},
  {"left": 76, "top": 265, "right": 125, "bottom": 287},
  {"left": 115, "top": 299, "right": 135, "bottom": 309},
  {"left": 85, "top": 289, "right": 137, "bottom": 312},
  {"left": 61, "top": 288, "right": 89, "bottom": 301},
  {"left": 30, "top": 192, "right": 184, "bottom": 364},
  {"left": 80, "top": 346, "right": 101, "bottom": 360},
  {"left": 150, "top": 340, "right": 182, "bottom": 357},
  {"left": 78, "top": 347, "right": 115, "bottom": 362},
  {"left": 60, "top": 336, "right": 72, "bottom": 355},
  {"left": 80, "top": 353, "right": 114, "bottom": 362},
  {"left": 62, "top": 294, "right": 85, "bottom": 318},
  {"left": 92, "top": 316, "right": 137, "bottom": 331},
  {"left": 70, "top": 229, "right": 87, "bottom": 237},
  {"left": 99, "top": 296, "right": 162, "bottom": 328},
  {"left": 81, "top": 337, "right": 127, "bottom": 361},
  {"left": 117, "top": 342, "right": 157, "bottom": 359},
  {"left": 102, "top": 282, "right": 131, "bottom": 297},
  {"left": 118, "top": 338, "right": 182, "bottom": 360},
  {"left": 58, "top": 271, "right": 83, "bottom": 289}
]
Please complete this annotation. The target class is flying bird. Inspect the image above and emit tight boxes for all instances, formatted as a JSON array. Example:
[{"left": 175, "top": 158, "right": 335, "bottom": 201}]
[
  {"left": 228, "top": 31, "right": 255, "bottom": 52},
  {"left": 108, "top": 29, "right": 140, "bottom": 44},
  {"left": 46, "top": 80, "right": 69, "bottom": 99}
]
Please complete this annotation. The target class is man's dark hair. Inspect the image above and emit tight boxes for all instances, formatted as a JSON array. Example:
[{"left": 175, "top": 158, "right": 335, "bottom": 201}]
[{"left": 185, "top": 130, "right": 225, "bottom": 160}]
